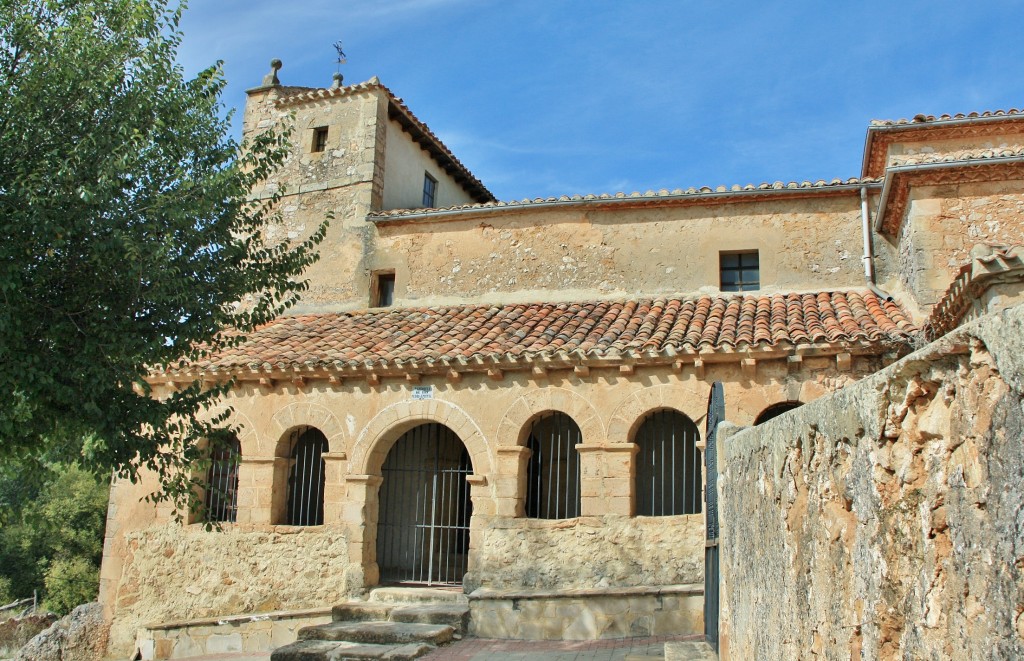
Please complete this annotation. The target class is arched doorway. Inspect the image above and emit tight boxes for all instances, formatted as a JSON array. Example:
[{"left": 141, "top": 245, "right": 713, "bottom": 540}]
[{"left": 377, "top": 423, "right": 473, "bottom": 586}]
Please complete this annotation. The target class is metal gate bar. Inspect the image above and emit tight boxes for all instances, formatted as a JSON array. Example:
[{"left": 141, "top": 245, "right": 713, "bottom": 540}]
[
  {"left": 635, "top": 411, "right": 701, "bottom": 516},
  {"left": 527, "top": 413, "right": 582, "bottom": 519},
  {"left": 205, "top": 437, "right": 241, "bottom": 523},
  {"left": 378, "top": 423, "right": 472, "bottom": 586},
  {"left": 287, "top": 428, "right": 327, "bottom": 526}
]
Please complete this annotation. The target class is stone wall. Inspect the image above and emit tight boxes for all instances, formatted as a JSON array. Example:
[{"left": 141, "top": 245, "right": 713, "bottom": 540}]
[
  {"left": 899, "top": 180, "right": 1024, "bottom": 309},
  {"left": 107, "top": 524, "right": 352, "bottom": 655},
  {"left": 717, "top": 304, "right": 1024, "bottom": 660},
  {"left": 468, "top": 515, "right": 704, "bottom": 592}
]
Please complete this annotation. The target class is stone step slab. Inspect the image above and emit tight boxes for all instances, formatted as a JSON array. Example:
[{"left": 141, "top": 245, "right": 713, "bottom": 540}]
[
  {"left": 389, "top": 604, "right": 469, "bottom": 634},
  {"left": 298, "top": 621, "right": 454, "bottom": 646},
  {"left": 367, "top": 587, "right": 467, "bottom": 605},
  {"left": 331, "top": 602, "right": 395, "bottom": 622},
  {"left": 272, "top": 639, "right": 433, "bottom": 661}
]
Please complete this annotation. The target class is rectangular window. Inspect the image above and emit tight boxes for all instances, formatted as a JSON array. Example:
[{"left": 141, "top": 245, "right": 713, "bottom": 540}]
[
  {"left": 720, "top": 251, "right": 760, "bottom": 292},
  {"left": 372, "top": 271, "right": 396, "bottom": 307},
  {"left": 422, "top": 172, "right": 437, "bottom": 207},
  {"left": 312, "top": 126, "right": 328, "bottom": 153}
]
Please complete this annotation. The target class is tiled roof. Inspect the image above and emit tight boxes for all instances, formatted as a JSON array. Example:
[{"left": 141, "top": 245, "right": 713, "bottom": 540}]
[
  {"left": 369, "top": 177, "right": 880, "bottom": 220},
  {"left": 275, "top": 77, "right": 494, "bottom": 203},
  {"left": 185, "top": 291, "right": 916, "bottom": 375},
  {"left": 870, "top": 109, "right": 1024, "bottom": 127}
]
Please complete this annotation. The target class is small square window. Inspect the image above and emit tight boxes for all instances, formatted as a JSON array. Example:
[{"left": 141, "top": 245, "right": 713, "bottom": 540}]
[
  {"left": 372, "top": 272, "right": 395, "bottom": 308},
  {"left": 312, "top": 127, "right": 328, "bottom": 153},
  {"left": 422, "top": 172, "right": 437, "bottom": 208},
  {"left": 720, "top": 251, "right": 759, "bottom": 292}
]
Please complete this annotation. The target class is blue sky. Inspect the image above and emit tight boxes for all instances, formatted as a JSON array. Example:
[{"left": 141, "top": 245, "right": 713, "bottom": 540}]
[{"left": 177, "top": 1, "right": 1024, "bottom": 201}]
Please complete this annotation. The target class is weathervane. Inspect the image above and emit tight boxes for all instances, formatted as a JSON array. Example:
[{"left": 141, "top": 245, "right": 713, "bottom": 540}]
[
  {"left": 334, "top": 41, "right": 347, "bottom": 71},
  {"left": 332, "top": 40, "right": 347, "bottom": 89}
]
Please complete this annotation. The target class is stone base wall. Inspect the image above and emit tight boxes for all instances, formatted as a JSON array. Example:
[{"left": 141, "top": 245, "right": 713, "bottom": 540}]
[
  {"left": 717, "top": 304, "right": 1024, "bottom": 660},
  {"left": 469, "top": 584, "right": 703, "bottom": 640},
  {"left": 468, "top": 515, "right": 704, "bottom": 592},
  {"left": 108, "top": 524, "right": 353, "bottom": 656},
  {"left": 137, "top": 608, "right": 332, "bottom": 660}
]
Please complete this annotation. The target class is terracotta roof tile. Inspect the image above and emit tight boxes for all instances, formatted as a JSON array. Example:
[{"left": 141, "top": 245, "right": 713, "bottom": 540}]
[
  {"left": 188, "top": 292, "right": 916, "bottom": 374},
  {"left": 870, "top": 109, "right": 1024, "bottom": 127}
]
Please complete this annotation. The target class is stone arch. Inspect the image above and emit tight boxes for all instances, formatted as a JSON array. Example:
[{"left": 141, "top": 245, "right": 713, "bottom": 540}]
[
  {"left": 496, "top": 387, "right": 605, "bottom": 448},
  {"left": 349, "top": 399, "right": 491, "bottom": 479},
  {"left": 267, "top": 401, "right": 347, "bottom": 457},
  {"left": 200, "top": 406, "right": 258, "bottom": 456},
  {"left": 607, "top": 383, "right": 709, "bottom": 445},
  {"left": 754, "top": 400, "right": 804, "bottom": 425}
]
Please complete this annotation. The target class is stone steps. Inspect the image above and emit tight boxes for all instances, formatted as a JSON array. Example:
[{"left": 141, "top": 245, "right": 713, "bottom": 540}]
[
  {"left": 271, "top": 588, "right": 468, "bottom": 661},
  {"left": 272, "top": 639, "right": 432, "bottom": 661},
  {"left": 299, "top": 621, "right": 454, "bottom": 646}
]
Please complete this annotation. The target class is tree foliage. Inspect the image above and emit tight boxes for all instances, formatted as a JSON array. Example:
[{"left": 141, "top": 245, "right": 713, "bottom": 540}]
[
  {"left": 0, "top": 0, "right": 327, "bottom": 508},
  {"left": 0, "top": 464, "right": 109, "bottom": 613}
]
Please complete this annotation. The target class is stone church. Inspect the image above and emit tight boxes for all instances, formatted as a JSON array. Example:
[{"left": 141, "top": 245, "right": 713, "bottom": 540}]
[{"left": 97, "top": 60, "right": 1024, "bottom": 659}]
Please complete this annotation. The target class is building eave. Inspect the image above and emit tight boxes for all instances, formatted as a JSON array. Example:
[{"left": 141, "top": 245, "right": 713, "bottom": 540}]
[{"left": 370, "top": 180, "right": 882, "bottom": 224}]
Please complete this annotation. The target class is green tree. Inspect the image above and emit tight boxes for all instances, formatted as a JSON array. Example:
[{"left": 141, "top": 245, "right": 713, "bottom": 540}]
[
  {"left": 0, "top": 0, "right": 327, "bottom": 509},
  {"left": 0, "top": 464, "right": 109, "bottom": 612}
]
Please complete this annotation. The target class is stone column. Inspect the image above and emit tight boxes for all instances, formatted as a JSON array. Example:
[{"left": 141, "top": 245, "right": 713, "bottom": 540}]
[
  {"left": 342, "top": 474, "right": 383, "bottom": 588},
  {"left": 321, "top": 451, "right": 348, "bottom": 524},
  {"left": 241, "top": 457, "right": 282, "bottom": 525},
  {"left": 576, "top": 443, "right": 638, "bottom": 516},
  {"left": 494, "top": 447, "right": 530, "bottom": 517}
]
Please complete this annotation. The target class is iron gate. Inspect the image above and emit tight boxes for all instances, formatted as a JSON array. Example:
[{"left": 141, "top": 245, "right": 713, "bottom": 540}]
[
  {"left": 377, "top": 423, "right": 473, "bottom": 586},
  {"left": 704, "top": 381, "right": 725, "bottom": 652}
]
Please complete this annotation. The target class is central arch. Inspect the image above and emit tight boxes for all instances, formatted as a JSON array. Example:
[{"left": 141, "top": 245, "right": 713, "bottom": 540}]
[{"left": 376, "top": 423, "right": 473, "bottom": 586}]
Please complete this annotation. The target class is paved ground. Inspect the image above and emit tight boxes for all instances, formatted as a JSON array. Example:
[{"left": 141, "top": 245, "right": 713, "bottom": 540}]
[{"left": 180, "top": 634, "right": 704, "bottom": 661}]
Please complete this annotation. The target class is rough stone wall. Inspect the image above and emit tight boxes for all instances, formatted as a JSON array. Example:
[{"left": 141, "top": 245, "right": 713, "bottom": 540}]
[
  {"left": 717, "top": 304, "right": 1024, "bottom": 660},
  {"left": 16, "top": 603, "right": 107, "bottom": 661},
  {"left": 107, "top": 524, "right": 351, "bottom": 655},
  {"left": 899, "top": 180, "right": 1024, "bottom": 309},
  {"left": 468, "top": 515, "right": 704, "bottom": 592}
]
